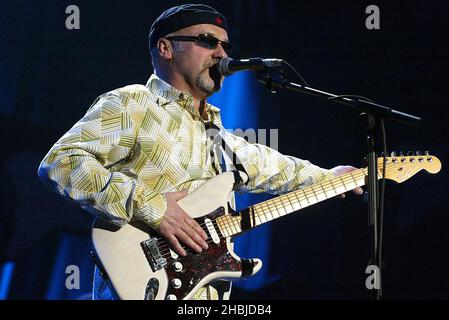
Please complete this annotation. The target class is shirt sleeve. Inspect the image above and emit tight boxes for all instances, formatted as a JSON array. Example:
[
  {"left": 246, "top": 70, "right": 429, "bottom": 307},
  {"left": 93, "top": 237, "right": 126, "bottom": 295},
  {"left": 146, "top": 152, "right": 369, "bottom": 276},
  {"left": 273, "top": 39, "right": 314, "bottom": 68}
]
[
  {"left": 37, "top": 89, "right": 167, "bottom": 229},
  {"left": 221, "top": 130, "right": 335, "bottom": 194}
]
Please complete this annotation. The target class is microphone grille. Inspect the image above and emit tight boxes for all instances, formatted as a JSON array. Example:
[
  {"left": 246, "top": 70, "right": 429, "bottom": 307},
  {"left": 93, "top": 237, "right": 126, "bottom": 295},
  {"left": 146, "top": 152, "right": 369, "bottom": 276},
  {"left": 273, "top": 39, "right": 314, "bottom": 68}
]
[{"left": 219, "top": 57, "right": 233, "bottom": 76}]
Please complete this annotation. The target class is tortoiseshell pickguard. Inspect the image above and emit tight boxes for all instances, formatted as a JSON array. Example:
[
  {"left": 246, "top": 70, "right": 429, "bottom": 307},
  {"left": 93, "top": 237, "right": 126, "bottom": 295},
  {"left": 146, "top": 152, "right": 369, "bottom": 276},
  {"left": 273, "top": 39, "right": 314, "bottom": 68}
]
[
  {"left": 139, "top": 206, "right": 247, "bottom": 300},
  {"left": 163, "top": 236, "right": 242, "bottom": 299}
]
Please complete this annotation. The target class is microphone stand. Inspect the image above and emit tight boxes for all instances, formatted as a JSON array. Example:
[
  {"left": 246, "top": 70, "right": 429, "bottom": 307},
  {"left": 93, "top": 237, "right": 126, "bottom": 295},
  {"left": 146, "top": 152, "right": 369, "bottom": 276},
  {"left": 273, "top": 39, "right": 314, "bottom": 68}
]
[{"left": 255, "top": 67, "right": 422, "bottom": 299}]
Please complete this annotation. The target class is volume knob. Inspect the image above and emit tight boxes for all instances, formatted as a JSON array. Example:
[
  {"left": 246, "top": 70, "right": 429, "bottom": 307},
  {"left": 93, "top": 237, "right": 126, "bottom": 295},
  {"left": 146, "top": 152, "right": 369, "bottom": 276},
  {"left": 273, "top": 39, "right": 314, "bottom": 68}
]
[
  {"left": 171, "top": 278, "right": 182, "bottom": 289},
  {"left": 173, "top": 262, "right": 183, "bottom": 272}
]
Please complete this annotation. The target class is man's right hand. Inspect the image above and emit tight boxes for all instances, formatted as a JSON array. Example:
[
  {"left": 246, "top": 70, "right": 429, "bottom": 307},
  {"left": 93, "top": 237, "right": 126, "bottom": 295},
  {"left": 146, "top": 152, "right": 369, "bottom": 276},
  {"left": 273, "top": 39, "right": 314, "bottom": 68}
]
[{"left": 157, "top": 190, "right": 209, "bottom": 256}]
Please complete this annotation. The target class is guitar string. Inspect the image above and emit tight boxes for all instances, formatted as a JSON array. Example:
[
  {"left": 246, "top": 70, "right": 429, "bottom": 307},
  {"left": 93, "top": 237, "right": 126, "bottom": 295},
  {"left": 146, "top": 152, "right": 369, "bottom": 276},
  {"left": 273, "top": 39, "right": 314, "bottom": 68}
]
[
  {"left": 154, "top": 159, "right": 416, "bottom": 257},
  {"left": 155, "top": 169, "right": 367, "bottom": 257},
  {"left": 150, "top": 159, "right": 428, "bottom": 258},
  {"left": 154, "top": 159, "right": 423, "bottom": 257}
]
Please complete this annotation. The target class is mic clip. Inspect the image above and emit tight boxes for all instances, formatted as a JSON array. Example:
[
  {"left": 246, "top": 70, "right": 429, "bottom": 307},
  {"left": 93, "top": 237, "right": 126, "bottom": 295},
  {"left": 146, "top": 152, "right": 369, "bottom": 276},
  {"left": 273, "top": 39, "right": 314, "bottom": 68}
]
[{"left": 255, "top": 64, "right": 288, "bottom": 94}]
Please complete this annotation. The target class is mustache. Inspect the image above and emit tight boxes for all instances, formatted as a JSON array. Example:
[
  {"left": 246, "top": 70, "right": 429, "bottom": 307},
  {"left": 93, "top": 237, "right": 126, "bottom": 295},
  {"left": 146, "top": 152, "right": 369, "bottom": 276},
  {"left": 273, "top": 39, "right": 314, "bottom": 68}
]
[{"left": 204, "top": 59, "right": 221, "bottom": 70}]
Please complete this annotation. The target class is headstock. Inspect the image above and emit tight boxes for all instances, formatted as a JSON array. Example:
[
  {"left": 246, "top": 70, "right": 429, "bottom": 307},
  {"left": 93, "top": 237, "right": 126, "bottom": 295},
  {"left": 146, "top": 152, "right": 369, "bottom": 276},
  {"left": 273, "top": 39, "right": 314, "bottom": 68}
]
[{"left": 377, "top": 152, "right": 441, "bottom": 183}]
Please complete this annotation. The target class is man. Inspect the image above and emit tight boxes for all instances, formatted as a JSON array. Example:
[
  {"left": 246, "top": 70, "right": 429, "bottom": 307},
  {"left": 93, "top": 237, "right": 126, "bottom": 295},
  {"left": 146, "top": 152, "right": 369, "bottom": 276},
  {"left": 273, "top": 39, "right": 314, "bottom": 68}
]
[{"left": 38, "top": 4, "right": 362, "bottom": 300}]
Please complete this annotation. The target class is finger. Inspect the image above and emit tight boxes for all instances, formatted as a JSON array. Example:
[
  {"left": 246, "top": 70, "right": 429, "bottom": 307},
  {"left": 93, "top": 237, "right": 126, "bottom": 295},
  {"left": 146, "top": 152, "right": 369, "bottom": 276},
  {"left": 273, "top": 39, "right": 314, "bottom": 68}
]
[
  {"left": 177, "top": 229, "right": 203, "bottom": 254},
  {"left": 186, "top": 218, "right": 208, "bottom": 241},
  {"left": 166, "top": 234, "right": 187, "bottom": 257},
  {"left": 353, "top": 187, "right": 364, "bottom": 195},
  {"left": 182, "top": 220, "right": 208, "bottom": 250}
]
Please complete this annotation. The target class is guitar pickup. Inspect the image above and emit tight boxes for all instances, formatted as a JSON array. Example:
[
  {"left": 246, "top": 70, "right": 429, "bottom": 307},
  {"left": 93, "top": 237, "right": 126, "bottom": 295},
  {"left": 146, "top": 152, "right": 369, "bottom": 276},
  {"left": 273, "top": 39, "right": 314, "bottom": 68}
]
[
  {"left": 204, "top": 218, "right": 220, "bottom": 244},
  {"left": 141, "top": 238, "right": 167, "bottom": 272}
]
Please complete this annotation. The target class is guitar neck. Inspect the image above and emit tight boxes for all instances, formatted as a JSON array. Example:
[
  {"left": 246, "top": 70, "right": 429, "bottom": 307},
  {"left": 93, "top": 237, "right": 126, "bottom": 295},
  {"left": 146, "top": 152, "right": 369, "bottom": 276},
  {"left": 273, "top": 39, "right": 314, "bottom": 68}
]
[{"left": 217, "top": 167, "right": 373, "bottom": 237}]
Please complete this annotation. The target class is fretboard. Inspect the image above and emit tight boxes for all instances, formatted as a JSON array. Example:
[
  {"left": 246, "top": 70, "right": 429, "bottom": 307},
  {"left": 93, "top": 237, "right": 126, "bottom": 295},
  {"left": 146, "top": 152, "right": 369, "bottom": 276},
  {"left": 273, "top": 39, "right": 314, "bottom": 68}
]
[{"left": 216, "top": 168, "right": 373, "bottom": 237}]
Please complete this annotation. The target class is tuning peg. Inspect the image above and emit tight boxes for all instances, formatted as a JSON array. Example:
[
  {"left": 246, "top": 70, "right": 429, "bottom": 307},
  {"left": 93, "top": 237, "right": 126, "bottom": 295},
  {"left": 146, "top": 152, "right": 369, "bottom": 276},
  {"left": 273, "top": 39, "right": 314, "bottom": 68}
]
[
  {"left": 407, "top": 151, "right": 415, "bottom": 156},
  {"left": 424, "top": 150, "right": 430, "bottom": 156},
  {"left": 399, "top": 151, "right": 405, "bottom": 157},
  {"left": 390, "top": 151, "right": 396, "bottom": 157},
  {"left": 415, "top": 151, "right": 421, "bottom": 156}
]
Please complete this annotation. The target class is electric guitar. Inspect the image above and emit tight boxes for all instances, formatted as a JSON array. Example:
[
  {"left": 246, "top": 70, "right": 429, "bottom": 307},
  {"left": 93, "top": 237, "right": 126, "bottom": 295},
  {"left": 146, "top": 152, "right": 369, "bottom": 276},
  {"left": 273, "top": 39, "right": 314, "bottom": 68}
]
[{"left": 91, "top": 153, "right": 441, "bottom": 300}]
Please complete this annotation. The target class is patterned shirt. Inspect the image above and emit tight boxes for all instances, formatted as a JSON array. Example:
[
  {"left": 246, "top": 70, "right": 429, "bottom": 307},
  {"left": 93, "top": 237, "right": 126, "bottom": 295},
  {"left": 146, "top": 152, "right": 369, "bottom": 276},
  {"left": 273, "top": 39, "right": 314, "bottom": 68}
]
[{"left": 38, "top": 74, "right": 334, "bottom": 299}]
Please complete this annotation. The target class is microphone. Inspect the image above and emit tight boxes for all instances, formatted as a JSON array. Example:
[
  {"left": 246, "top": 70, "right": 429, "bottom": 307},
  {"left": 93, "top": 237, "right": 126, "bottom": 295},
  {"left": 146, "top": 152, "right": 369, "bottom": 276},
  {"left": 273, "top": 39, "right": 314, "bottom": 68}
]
[{"left": 218, "top": 57, "right": 283, "bottom": 76}]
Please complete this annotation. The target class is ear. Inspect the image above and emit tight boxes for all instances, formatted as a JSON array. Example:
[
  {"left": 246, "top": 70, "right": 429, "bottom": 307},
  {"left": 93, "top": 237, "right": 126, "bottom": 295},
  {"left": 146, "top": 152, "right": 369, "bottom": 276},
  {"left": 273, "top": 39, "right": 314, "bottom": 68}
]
[{"left": 156, "top": 38, "right": 173, "bottom": 62}]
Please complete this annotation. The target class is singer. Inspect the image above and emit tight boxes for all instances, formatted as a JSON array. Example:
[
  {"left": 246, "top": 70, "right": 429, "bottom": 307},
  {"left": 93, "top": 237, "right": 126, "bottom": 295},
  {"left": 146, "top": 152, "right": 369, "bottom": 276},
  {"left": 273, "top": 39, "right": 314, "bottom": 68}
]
[{"left": 37, "top": 3, "right": 363, "bottom": 300}]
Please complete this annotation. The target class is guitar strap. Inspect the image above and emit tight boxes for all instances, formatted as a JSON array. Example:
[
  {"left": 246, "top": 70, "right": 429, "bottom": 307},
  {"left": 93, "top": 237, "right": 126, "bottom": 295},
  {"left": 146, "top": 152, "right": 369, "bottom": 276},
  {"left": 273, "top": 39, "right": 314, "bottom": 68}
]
[{"left": 205, "top": 121, "right": 249, "bottom": 180}]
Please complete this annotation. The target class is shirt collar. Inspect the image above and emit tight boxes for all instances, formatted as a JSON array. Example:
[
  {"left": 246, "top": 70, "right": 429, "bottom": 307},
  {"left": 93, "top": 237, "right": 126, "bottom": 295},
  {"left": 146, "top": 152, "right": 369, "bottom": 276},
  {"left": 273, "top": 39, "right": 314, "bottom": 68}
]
[{"left": 146, "top": 74, "right": 220, "bottom": 122}]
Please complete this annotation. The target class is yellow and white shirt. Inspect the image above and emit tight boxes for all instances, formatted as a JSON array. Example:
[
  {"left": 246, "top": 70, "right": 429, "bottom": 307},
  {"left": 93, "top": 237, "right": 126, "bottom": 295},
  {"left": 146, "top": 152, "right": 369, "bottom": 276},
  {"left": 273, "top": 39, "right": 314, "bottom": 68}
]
[{"left": 38, "top": 74, "right": 334, "bottom": 299}]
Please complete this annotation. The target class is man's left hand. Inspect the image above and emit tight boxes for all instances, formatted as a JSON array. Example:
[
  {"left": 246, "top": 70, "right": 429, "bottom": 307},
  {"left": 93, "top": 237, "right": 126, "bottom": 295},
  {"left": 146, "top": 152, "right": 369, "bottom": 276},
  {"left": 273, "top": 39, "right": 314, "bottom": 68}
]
[{"left": 329, "top": 165, "right": 364, "bottom": 198}]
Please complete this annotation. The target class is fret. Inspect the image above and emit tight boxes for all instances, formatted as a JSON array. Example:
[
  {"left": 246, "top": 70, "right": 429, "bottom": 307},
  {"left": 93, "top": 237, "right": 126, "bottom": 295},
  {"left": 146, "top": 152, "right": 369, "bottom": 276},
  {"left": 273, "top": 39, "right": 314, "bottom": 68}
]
[
  {"left": 253, "top": 197, "right": 289, "bottom": 225},
  {"left": 265, "top": 200, "right": 282, "bottom": 218},
  {"left": 257, "top": 203, "right": 274, "bottom": 221},
  {"left": 255, "top": 207, "right": 267, "bottom": 224},
  {"left": 215, "top": 217, "right": 227, "bottom": 237},
  {"left": 354, "top": 170, "right": 366, "bottom": 184},
  {"left": 328, "top": 178, "right": 337, "bottom": 195},
  {"left": 264, "top": 203, "right": 276, "bottom": 221},
  {"left": 235, "top": 216, "right": 243, "bottom": 234},
  {"left": 312, "top": 184, "right": 327, "bottom": 201},
  {"left": 288, "top": 192, "right": 302, "bottom": 211},
  {"left": 229, "top": 216, "right": 239, "bottom": 235},
  {"left": 281, "top": 194, "right": 294, "bottom": 213},
  {"left": 253, "top": 202, "right": 269, "bottom": 222},
  {"left": 298, "top": 189, "right": 311, "bottom": 207},
  {"left": 262, "top": 205, "right": 274, "bottom": 221},
  {"left": 272, "top": 197, "right": 288, "bottom": 216},
  {"left": 321, "top": 181, "right": 336, "bottom": 198},
  {"left": 222, "top": 216, "right": 234, "bottom": 237},
  {"left": 252, "top": 210, "right": 260, "bottom": 226},
  {"left": 339, "top": 175, "right": 354, "bottom": 191},
  {"left": 260, "top": 202, "right": 275, "bottom": 219},
  {"left": 225, "top": 217, "right": 235, "bottom": 237},
  {"left": 250, "top": 206, "right": 266, "bottom": 223},
  {"left": 303, "top": 187, "right": 318, "bottom": 205},
  {"left": 330, "top": 177, "right": 346, "bottom": 194},
  {"left": 349, "top": 172, "right": 359, "bottom": 188}
]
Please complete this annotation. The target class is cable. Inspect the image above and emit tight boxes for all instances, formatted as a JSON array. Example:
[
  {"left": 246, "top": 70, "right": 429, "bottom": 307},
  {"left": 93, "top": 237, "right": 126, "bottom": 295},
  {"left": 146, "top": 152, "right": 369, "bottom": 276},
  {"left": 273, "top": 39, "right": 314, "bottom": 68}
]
[
  {"left": 377, "top": 118, "right": 387, "bottom": 300},
  {"left": 329, "top": 91, "right": 386, "bottom": 300},
  {"left": 328, "top": 95, "right": 374, "bottom": 103},
  {"left": 281, "top": 60, "right": 309, "bottom": 86},
  {"left": 278, "top": 61, "right": 374, "bottom": 107}
]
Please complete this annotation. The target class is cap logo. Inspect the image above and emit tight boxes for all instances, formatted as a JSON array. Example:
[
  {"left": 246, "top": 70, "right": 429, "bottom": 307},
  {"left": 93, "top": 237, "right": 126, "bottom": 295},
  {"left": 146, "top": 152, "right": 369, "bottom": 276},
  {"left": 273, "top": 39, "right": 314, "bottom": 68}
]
[{"left": 215, "top": 16, "right": 223, "bottom": 25}]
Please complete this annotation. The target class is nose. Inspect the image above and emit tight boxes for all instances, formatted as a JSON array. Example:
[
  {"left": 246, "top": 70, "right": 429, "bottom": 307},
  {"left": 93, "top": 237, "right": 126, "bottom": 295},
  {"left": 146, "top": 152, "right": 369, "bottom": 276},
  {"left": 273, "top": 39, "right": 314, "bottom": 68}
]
[{"left": 213, "top": 42, "right": 228, "bottom": 59}]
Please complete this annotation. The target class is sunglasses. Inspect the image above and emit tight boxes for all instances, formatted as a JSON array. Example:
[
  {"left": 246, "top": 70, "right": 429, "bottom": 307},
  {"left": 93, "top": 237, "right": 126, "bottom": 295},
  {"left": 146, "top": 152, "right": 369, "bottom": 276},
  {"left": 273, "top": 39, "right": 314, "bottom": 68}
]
[{"left": 165, "top": 33, "right": 232, "bottom": 55}]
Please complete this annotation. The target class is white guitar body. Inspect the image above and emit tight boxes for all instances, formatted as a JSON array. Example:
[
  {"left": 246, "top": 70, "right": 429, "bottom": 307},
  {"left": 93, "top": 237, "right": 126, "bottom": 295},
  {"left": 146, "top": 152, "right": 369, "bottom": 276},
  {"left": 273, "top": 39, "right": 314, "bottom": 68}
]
[{"left": 92, "top": 171, "right": 262, "bottom": 300}]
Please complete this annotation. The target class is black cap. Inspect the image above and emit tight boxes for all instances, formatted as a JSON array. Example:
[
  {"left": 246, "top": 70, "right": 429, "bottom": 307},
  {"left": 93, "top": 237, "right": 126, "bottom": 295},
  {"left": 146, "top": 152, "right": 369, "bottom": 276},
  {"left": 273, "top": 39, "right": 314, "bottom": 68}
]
[{"left": 149, "top": 4, "right": 228, "bottom": 49}]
